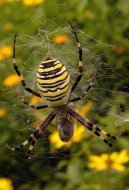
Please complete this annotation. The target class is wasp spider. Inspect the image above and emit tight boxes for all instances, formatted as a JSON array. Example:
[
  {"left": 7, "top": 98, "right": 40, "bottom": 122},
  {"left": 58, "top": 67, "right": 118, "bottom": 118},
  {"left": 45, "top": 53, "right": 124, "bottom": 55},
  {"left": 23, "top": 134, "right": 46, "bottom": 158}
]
[{"left": 8, "top": 21, "right": 118, "bottom": 159}]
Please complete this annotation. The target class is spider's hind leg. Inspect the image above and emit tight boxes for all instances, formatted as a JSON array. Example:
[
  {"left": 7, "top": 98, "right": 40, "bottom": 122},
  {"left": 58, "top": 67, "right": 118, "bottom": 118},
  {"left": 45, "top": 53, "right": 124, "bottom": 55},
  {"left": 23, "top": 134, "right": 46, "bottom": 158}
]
[
  {"left": 88, "top": 121, "right": 118, "bottom": 147},
  {"left": 6, "top": 129, "right": 41, "bottom": 159},
  {"left": 68, "top": 107, "right": 119, "bottom": 147},
  {"left": 7, "top": 111, "right": 56, "bottom": 159}
]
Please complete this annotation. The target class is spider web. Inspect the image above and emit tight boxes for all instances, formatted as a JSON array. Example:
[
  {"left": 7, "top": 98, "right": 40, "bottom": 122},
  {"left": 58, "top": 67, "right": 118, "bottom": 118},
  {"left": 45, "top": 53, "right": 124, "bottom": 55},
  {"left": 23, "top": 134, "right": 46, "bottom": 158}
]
[
  {"left": 4, "top": 19, "right": 129, "bottom": 151},
  {"left": 1, "top": 7, "right": 129, "bottom": 188}
]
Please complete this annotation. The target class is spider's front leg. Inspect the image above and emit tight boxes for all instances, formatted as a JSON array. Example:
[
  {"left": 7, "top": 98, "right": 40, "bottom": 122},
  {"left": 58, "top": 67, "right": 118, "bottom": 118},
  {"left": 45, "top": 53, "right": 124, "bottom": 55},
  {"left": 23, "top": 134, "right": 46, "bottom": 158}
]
[
  {"left": 68, "top": 20, "right": 83, "bottom": 92},
  {"left": 7, "top": 111, "right": 56, "bottom": 159},
  {"left": 13, "top": 34, "right": 41, "bottom": 98}
]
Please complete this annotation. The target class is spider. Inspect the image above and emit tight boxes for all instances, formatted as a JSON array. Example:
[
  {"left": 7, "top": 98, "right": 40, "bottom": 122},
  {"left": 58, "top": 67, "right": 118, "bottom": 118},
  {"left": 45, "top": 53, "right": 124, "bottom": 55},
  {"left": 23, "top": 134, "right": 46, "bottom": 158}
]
[{"left": 8, "top": 21, "right": 118, "bottom": 159}]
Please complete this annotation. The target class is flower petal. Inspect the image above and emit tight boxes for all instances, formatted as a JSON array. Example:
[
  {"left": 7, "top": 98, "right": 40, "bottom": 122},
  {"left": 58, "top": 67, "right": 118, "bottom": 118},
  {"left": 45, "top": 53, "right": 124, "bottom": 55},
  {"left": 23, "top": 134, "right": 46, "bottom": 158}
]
[
  {"left": 49, "top": 131, "right": 70, "bottom": 149},
  {"left": 52, "top": 35, "right": 69, "bottom": 44},
  {"left": 111, "top": 163, "right": 125, "bottom": 172},
  {"left": 0, "top": 108, "right": 7, "bottom": 117},
  {"left": 3, "top": 74, "right": 20, "bottom": 87},
  {"left": 0, "top": 178, "right": 13, "bottom": 190},
  {"left": 114, "top": 149, "right": 129, "bottom": 164}
]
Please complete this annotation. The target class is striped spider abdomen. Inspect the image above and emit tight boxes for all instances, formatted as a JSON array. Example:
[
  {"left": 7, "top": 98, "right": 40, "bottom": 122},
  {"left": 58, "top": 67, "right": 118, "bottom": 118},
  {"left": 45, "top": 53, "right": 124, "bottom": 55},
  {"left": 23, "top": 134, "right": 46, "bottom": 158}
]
[{"left": 37, "top": 57, "right": 72, "bottom": 108}]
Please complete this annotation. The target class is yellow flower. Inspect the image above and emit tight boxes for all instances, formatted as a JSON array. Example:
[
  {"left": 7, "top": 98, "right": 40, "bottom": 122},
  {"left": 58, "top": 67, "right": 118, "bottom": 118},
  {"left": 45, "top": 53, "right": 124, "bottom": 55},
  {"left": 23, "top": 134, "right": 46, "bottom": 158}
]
[
  {"left": 77, "top": 101, "right": 93, "bottom": 116},
  {"left": 22, "top": 0, "right": 44, "bottom": 6},
  {"left": 111, "top": 44, "right": 126, "bottom": 55},
  {"left": 88, "top": 149, "right": 129, "bottom": 172},
  {"left": 0, "top": 108, "right": 7, "bottom": 117},
  {"left": 0, "top": 0, "right": 7, "bottom": 4},
  {"left": 29, "top": 95, "right": 44, "bottom": 104},
  {"left": 3, "top": 74, "right": 20, "bottom": 87},
  {"left": 49, "top": 131, "right": 70, "bottom": 149},
  {"left": 84, "top": 10, "right": 93, "bottom": 18},
  {"left": 52, "top": 35, "right": 69, "bottom": 44},
  {"left": 49, "top": 125, "right": 86, "bottom": 149},
  {"left": 2, "top": 23, "right": 13, "bottom": 31},
  {"left": 0, "top": 0, "right": 13, "bottom": 4},
  {"left": 0, "top": 45, "right": 12, "bottom": 61},
  {"left": 71, "top": 125, "right": 86, "bottom": 142},
  {"left": 0, "top": 178, "right": 13, "bottom": 190}
]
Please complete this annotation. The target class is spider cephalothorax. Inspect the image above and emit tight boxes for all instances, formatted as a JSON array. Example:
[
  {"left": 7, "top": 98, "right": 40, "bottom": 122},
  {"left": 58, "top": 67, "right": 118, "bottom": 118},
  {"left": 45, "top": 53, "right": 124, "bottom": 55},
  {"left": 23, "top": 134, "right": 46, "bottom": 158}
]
[
  {"left": 7, "top": 21, "right": 118, "bottom": 159},
  {"left": 54, "top": 103, "right": 74, "bottom": 142}
]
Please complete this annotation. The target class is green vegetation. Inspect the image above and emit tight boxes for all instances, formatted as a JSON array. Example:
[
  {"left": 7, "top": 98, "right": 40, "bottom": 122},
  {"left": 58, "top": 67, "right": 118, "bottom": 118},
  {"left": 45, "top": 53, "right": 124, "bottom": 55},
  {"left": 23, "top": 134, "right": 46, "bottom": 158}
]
[{"left": 0, "top": 0, "right": 129, "bottom": 190}]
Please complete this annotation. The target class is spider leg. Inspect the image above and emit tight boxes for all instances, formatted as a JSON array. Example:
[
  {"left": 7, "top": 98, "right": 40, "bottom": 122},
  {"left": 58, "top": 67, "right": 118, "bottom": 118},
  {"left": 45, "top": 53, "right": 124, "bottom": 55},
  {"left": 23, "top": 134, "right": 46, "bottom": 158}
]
[
  {"left": 70, "top": 73, "right": 96, "bottom": 102},
  {"left": 26, "top": 133, "right": 39, "bottom": 159},
  {"left": 70, "top": 80, "right": 93, "bottom": 102},
  {"left": 67, "top": 107, "right": 118, "bottom": 147},
  {"left": 13, "top": 34, "right": 41, "bottom": 98},
  {"left": 19, "top": 95, "right": 48, "bottom": 109},
  {"left": 68, "top": 21, "right": 83, "bottom": 92},
  {"left": 7, "top": 111, "right": 56, "bottom": 159}
]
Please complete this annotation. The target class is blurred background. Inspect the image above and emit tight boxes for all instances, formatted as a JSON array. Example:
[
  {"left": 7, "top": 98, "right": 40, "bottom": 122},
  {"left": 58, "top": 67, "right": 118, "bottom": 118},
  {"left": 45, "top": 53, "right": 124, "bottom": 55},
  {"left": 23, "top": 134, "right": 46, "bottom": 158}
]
[{"left": 0, "top": 0, "right": 129, "bottom": 190}]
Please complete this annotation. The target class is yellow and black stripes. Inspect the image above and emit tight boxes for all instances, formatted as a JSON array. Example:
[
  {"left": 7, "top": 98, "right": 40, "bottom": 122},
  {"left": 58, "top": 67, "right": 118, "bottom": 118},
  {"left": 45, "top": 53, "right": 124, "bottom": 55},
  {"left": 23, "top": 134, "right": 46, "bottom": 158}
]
[{"left": 37, "top": 57, "right": 72, "bottom": 107}]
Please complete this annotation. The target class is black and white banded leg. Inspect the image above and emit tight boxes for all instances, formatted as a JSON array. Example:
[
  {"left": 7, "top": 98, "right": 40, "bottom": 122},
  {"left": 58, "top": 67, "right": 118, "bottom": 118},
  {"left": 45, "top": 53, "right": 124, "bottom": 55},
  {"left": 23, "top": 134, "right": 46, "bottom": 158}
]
[
  {"left": 70, "top": 81, "right": 93, "bottom": 102},
  {"left": 70, "top": 73, "right": 96, "bottom": 103},
  {"left": 68, "top": 21, "right": 83, "bottom": 92},
  {"left": 7, "top": 111, "right": 56, "bottom": 159},
  {"left": 13, "top": 34, "right": 42, "bottom": 98},
  {"left": 68, "top": 107, "right": 118, "bottom": 147},
  {"left": 19, "top": 95, "right": 48, "bottom": 110}
]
